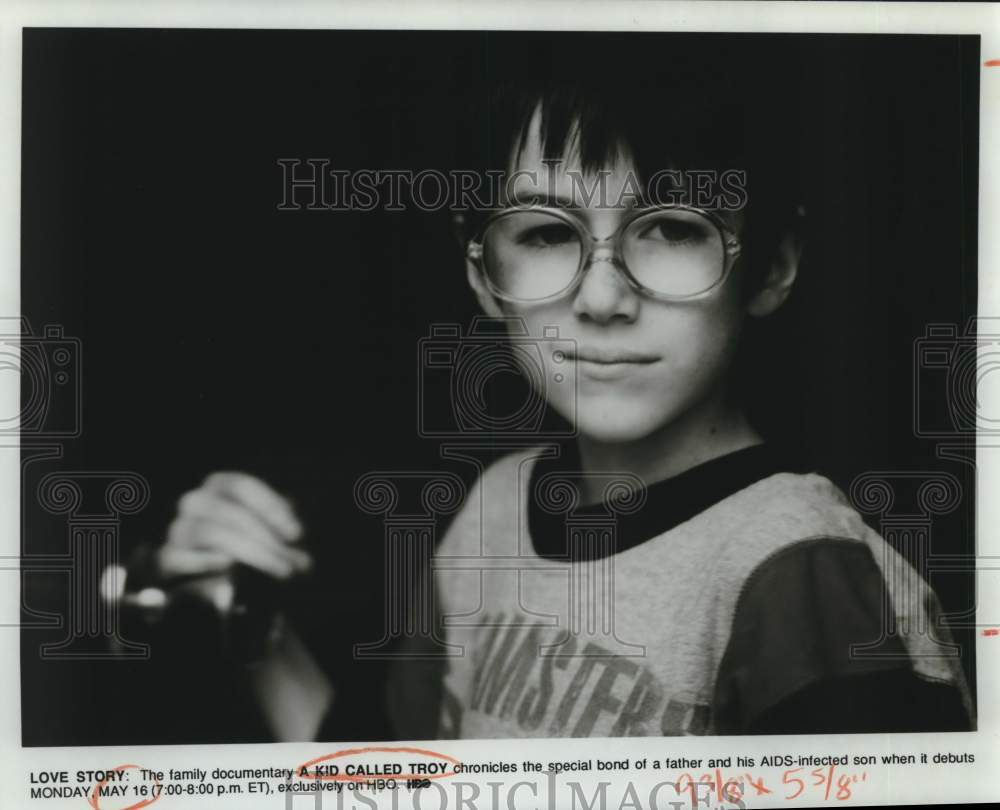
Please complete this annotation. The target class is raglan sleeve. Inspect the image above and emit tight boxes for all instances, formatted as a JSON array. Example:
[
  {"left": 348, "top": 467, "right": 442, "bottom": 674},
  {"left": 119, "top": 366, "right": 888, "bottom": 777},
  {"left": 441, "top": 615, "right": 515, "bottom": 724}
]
[{"left": 712, "top": 538, "right": 973, "bottom": 734}]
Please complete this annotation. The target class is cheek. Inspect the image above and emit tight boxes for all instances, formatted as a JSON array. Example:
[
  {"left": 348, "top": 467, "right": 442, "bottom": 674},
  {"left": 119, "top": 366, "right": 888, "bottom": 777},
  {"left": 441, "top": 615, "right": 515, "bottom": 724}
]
[
  {"left": 650, "top": 292, "right": 745, "bottom": 379},
  {"left": 498, "top": 303, "right": 577, "bottom": 416},
  {"left": 499, "top": 303, "right": 568, "bottom": 338},
  {"left": 691, "top": 306, "right": 743, "bottom": 370}
]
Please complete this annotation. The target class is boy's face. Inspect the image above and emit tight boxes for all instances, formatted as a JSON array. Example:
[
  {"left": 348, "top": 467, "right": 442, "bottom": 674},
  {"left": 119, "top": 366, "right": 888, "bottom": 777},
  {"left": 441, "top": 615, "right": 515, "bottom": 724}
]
[{"left": 467, "top": 118, "right": 775, "bottom": 446}]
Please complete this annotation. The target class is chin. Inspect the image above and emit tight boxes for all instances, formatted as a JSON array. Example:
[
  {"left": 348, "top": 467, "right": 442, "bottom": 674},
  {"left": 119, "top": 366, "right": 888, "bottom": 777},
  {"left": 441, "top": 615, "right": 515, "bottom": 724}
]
[
  {"left": 562, "top": 396, "right": 684, "bottom": 447},
  {"left": 573, "top": 417, "right": 667, "bottom": 445}
]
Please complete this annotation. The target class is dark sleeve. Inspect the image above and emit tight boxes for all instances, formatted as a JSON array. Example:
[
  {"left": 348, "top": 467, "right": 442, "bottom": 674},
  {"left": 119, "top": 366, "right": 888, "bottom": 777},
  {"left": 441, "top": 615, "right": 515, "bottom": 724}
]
[
  {"left": 713, "top": 538, "right": 972, "bottom": 735},
  {"left": 315, "top": 663, "right": 395, "bottom": 742},
  {"left": 315, "top": 566, "right": 446, "bottom": 743},
  {"left": 380, "top": 565, "right": 449, "bottom": 741}
]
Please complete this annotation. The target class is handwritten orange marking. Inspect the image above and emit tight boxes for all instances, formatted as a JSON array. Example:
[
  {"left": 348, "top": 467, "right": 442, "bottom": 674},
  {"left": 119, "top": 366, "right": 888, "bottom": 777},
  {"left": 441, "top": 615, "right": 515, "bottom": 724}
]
[
  {"left": 88, "top": 764, "right": 161, "bottom": 810},
  {"left": 295, "top": 746, "right": 461, "bottom": 783},
  {"left": 982, "top": 628, "right": 998, "bottom": 636},
  {"left": 985, "top": 59, "right": 1000, "bottom": 66},
  {"left": 744, "top": 773, "right": 771, "bottom": 796},
  {"left": 823, "top": 764, "right": 835, "bottom": 801}
]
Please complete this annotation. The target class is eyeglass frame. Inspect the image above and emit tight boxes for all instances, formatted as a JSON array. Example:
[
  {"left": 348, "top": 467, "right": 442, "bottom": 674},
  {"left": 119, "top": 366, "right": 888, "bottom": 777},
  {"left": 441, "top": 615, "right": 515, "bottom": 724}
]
[{"left": 465, "top": 203, "right": 743, "bottom": 305}]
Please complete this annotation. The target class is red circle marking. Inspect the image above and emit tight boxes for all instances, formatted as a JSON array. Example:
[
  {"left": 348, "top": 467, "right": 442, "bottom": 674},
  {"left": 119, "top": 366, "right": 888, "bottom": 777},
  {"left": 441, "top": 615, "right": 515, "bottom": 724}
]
[
  {"left": 295, "top": 746, "right": 462, "bottom": 782},
  {"left": 88, "top": 764, "right": 161, "bottom": 810}
]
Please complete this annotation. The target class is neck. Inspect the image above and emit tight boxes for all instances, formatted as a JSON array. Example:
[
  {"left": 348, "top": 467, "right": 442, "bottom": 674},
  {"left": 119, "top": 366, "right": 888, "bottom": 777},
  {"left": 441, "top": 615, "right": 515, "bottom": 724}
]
[{"left": 575, "top": 394, "right": 763, "bottom": 504}]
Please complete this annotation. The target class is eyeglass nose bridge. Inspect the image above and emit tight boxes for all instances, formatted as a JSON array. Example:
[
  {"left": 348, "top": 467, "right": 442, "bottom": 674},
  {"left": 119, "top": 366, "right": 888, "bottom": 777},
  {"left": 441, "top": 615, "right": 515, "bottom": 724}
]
[
  {"left": 580, "top": 235, "right": 628, "bottom": 276},
  {"left": 587, "top": 238, "right": 617, "bottom": 262}
]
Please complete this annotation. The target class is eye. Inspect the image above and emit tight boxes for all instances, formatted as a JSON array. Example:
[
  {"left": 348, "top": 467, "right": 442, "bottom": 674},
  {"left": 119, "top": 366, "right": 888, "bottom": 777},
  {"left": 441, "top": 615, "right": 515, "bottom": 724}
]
[
  {"left": 516, "top": 222, "right": 577, "bottom": 247},
  {"left": 636, "top": 216, "right": 708, "bottom": 246}
]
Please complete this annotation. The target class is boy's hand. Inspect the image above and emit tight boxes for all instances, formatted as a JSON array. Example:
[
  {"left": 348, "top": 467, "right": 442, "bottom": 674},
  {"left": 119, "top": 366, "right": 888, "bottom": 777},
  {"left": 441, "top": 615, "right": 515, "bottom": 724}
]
[
  {"left": 155, "top": 472, "right": 313, "bottom": 582},
  {"left": 124, "top": 472, "right": 332, "bottom": 739}
]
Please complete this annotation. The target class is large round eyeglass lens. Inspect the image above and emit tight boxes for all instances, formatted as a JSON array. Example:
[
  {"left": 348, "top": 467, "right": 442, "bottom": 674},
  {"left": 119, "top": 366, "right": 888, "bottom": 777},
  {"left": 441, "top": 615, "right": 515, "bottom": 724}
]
[
  {"left": 482, "top": 210, "right": 582, "bottom": 301},
  {"left": 622, "top": 209, "right": 726, "bottom": 297}
]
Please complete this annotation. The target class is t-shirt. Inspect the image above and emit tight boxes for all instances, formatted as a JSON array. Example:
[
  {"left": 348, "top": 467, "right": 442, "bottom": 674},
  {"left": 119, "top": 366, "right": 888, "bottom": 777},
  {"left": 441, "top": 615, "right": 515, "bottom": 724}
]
[{"left": 414, "top": 443, "right": 974, "bottom": 739}]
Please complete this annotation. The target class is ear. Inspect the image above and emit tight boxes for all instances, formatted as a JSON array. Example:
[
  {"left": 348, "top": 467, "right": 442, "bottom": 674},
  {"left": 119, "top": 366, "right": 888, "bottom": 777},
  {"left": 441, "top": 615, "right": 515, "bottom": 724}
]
[
  {"left": 466, "top": 259, "right": 505, "bottom": 318},
  {"left": 746, "top": 208, "right": 805, "bottom": 318},
  {"left": 454, "top": 213, "right": 505, "bottom": 317}
]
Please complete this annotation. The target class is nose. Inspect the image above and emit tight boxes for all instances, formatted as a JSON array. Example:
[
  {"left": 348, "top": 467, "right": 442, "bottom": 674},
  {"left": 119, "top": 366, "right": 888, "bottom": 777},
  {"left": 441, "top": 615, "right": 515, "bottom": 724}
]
[{"left": 571, "top": 246, "right": 640, "bottom": 324}]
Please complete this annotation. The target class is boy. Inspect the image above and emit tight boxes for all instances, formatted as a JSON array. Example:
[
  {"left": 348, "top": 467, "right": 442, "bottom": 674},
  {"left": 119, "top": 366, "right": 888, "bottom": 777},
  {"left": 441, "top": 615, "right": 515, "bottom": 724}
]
[
  {"left": 405, "top": 56, "right": 974, "bottom": 738},
  {"left": 143, "top": 41, "right": 973, "bottom": 739}
]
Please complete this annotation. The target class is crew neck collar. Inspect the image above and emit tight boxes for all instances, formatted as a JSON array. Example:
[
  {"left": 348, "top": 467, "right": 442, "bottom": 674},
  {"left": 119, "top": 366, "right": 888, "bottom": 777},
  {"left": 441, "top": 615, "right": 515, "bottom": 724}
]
[{"left": 527, "top": 441, "right": 802, "bottom": 561}]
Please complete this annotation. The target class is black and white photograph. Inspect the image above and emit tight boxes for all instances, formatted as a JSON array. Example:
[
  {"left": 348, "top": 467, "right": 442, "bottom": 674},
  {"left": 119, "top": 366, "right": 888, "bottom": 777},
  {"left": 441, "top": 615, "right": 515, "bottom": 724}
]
[{"left": 4, "top": 6, "right": 997, "bottom": 809}]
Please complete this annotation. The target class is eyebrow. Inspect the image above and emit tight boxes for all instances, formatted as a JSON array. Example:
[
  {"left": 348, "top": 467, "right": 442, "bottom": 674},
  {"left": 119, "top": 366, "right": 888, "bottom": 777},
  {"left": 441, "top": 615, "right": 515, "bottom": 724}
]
[
  {"left": 505, "top": 189, "right": 648, "bottom": 215},
  {"left": 507, "top": 189, "right": 577, "bottom": 208}
]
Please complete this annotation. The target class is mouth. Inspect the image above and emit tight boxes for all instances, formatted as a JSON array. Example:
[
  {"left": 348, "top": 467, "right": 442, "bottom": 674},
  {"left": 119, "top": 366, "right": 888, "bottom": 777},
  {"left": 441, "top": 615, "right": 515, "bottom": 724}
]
[
  {"left": 558, "top": 346, "right": 660, "bottom": 381},
  {"left": 562, "top": 347, "right": 660, "bottom": 365}
]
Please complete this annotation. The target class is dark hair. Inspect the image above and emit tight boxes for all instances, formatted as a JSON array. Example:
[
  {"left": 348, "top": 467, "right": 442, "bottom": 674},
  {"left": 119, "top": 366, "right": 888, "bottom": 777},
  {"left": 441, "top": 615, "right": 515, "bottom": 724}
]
[{"left": 455, "top": 33, "right": 807, "bottom": 293}]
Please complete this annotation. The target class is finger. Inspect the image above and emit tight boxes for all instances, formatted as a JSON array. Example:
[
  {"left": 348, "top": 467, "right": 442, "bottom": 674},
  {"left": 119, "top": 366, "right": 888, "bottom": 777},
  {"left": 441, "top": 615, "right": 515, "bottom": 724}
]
[
  {"left": 154, "top": 545, "right": 232, "bottom": 580},
  {"left": 183, "top": 520, "right": 297, "bottom": 580},
  {"left": 172, "top": 493, "right": 313, "bottom": 573},
  {"left": 178, "top": 489, "right": 289, "bottom": 551},
  {"left": 201, "top": 472, "right": 302, "bottom": 541}
]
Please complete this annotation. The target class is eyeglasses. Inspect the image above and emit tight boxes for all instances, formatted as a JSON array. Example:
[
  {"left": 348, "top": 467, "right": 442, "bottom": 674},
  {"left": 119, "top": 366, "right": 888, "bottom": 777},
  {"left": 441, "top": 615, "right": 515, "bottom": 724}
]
[{"left": 466, "top": 204, "right": 742, "bottom": 304}]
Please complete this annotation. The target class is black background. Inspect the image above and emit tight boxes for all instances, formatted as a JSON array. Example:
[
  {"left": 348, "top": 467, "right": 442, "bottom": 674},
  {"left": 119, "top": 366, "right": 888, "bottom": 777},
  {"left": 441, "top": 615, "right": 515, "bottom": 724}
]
[{"left": 20, "top": 30, "right": 979, "bottom": 745}]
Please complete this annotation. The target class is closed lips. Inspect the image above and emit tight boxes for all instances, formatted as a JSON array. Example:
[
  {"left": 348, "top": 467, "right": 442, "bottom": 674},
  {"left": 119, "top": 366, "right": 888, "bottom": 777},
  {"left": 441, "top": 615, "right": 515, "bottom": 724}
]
[{"left": 567, "top": 348, "right": 659, "bottom": 364}]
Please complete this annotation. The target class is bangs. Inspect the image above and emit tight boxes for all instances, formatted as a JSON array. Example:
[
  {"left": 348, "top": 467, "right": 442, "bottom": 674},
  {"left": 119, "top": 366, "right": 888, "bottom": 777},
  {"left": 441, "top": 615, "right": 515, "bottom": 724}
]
[
  {"left": 455, "top": 34, "right": 806, "bottom": 289},
  {"left": 480, "top": 44, "right": 764, "bottom": 186},
  {"left": 509, "top": 85, "right": 634, "bottom": 176}
]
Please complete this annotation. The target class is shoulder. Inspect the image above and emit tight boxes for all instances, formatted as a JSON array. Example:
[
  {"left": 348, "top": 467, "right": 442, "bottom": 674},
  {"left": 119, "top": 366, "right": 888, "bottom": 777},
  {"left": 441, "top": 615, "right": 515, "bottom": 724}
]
[
  {"left": 704, "top": 468, "right": 976, "bottom": 732},
  {"left": 703, "top": 472, "right": 875, "bottom": 600},
  {"left": 715, "top": 471, "right": 868, "bottom": 541},
  {"left": 713, "top": 536, "right": 973, "bottom": 732}
]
